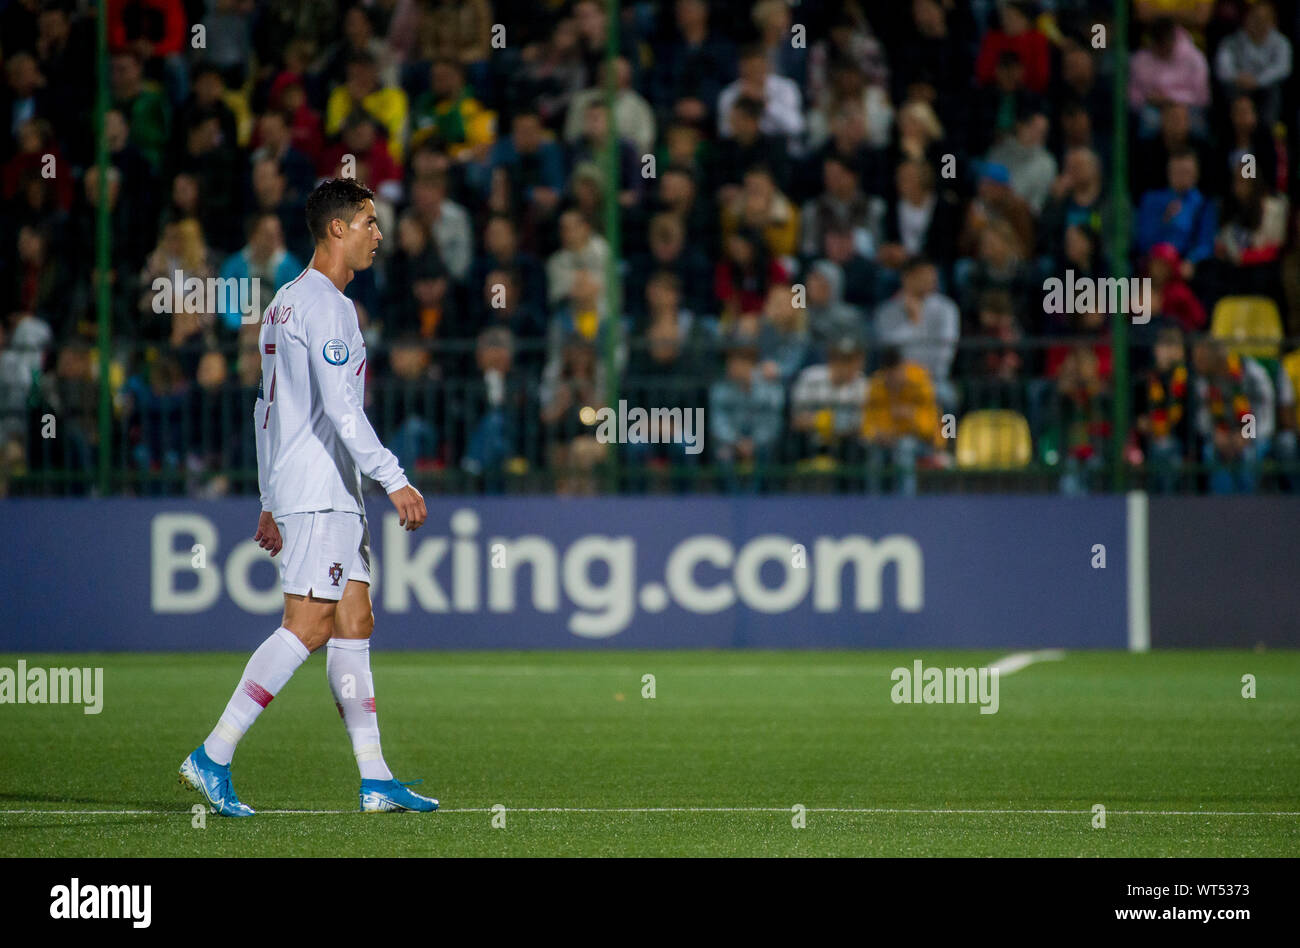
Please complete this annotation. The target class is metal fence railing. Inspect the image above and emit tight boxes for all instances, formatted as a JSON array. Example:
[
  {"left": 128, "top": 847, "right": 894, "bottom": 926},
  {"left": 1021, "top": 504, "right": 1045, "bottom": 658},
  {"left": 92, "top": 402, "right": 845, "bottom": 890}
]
[{"left": 4, "top": 331, "right": 1298, "bottom": 497}]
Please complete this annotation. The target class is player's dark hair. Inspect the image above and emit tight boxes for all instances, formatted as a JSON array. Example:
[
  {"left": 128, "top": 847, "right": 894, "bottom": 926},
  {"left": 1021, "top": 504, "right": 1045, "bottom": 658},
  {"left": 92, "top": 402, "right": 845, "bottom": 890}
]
[{"left": 306, "top": 178, "right": 374, "bottom": 243}]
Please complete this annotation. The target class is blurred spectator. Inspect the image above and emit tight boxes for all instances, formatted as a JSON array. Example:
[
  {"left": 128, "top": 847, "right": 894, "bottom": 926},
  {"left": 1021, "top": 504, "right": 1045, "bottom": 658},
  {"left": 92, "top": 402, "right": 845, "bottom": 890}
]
[
  {"left": 709, "top": 334, "right": 784, "bottom": 487},
  {"left": 817, "top": 222, "right": 880, "bottom": 310},
  {"left": 539, "top": 332, "right": 606, "bottom": 494},
  {"left": 1147, "top": 243, "right": 1207, "bottom": 333},
  {"left": 565, "top": 99, "right": 647, "bottom": 209},
  {"left": 986, "top": 102, "right": 1057, "bottom": 215},
  {"left": 806, "top": 60, "right": 892, "bottom": 154},
  {"left": 249, "top": 110, "right": 318, "bottom": 206},
  {"left": 790, "top": 334, "right": 868, "bottom": 461},
  {"left": 170, "top": 108, "right": 243, "bottom": 252},
  {"left": 717, "top": 44, "right": 804, "bottom": 142},
  {"left": 714, "top": 227, "right": 788, "bottom": 322},
  {"left": 174, "top": 63, "right": 240, "bottom": 156},
  {"left": 109, "top": 51, "right": 169, "bottom": 170},
  {"left": 0, "top": 310, "right": 53, "bottom": 448},
  {"left": 409, "top": 171, "right": 472, "bottom": 284},
  {"left": 752, "top": 0, "right": 806, "bottom": 86},
  {"left": 317, "top": 5, "right": 399, "bottom": 91},
  {"left": 325, "top": 51, "right": 409, "bottom": 162},
  {"left": 960, "top": 289, "right": 1024, "bottom": 402},
  {"left": 1136, "top": 326, "right": 1190, "bottom": 492},
  {"left": 755, "top": 283, "right": 812, "bottom": 387},
  {"left": 1209, "top": 171, "right": 1288, "bottom": 301},
  {"left": 974, "top": 1, "right": 1050, "bottom": 94},
  {"left": 1213, "top": 0, "right": 1292, "bottom": 127},
  {"left": 892, "top": 0, "right": 974, "bottom": 149},
  {"left": 1039, "top": 146, "right": 1111, "bottom": 267},
  {"left": 384, "top": 334, "right": 440, "bottom": 475},
  {"left": 878, "top": 160, "right": 962, "bottom": 278},
  {"left": 217, "top": 214, "right": 304, "bottom": 332},
  {"left": 971, "top": 52, "right": 1033, "bottom": 155},
  {"left": 629, "top": 212, "right": 712, "bottom": 321},
  {"left": 383, "top": 212, "right": 450, "bottom": 341},
  {"left": 564, "top": 57, "right": 656, "bottom": 156},
  {"left": 960, "top": 161, "right": 1035, "bottom": 268},
  {"left": 33, "top": 3, "right": 96, "bottom": 163},
  {"left": 267, "top": 71, "right": 324, "bottom": 165},
  {"left": 1214, "top": 93, "right": 1278, "bottom": 197},
  {"left": 250, "top": 158, "right": 310, "bottom": 263},
  {"left": 873, "top": 256, "right": 960, "bottom": 408},
  {"left": 320, "top": 114, "right": 404, "bottom": 220},
  {"left": 803, "top": 261, "right": 863, "bottom": 356},
  {"left": 8, "top": 225, "right": 72, "bottom": 334},
  {"left": 1048, "top": 343, "right": 1111, "bottom": 495},
  {"left": 652, "top": 0, "right": 738, "bottom": 125},
  {"left": 956, "top": 218, "right": 1037, "bottom": 329},
  {"left": 801, "top": 154, "right": 876, "bottom": 260},
  {"left": 806, "top": 5, "right": 889, "bottom": 107},
  {"left": 861, "top": 346, "right": 943, "bottom": 495},
  {"left": 720, "top": 166, "right": 799, "bottom": 261},
  {"left": 404, "top": 0, "right": 493, "bottom": 70},
  {"left": 410, "top": 57, "right": 497, "bottom": 161},
  {"left": 469, "top": 214, "right": 548, "bottom": 321},
  {"left": 3, "top": 118, "right": 73, "bottom": 210},
  {"left": 714, "top": 96, "right": 791, "bottom": 196},
  {"left": 481, "top": 109, "right": 566, "bottom": 224},
  {"left": 1131, "top": 102, "right": 1211, "bottom": 201},
  {"left": 1128, "top": 17, "right": 1210, "bottom": 138},
  {"left": 1135, "top": 149, "right": 1217, "bottom": 280},
  {"left": 546, "top": 210, "right": 609, "bottom": 308},
  {"left": 1192, "top": 337, "right": 1270, "bottom": 494}
]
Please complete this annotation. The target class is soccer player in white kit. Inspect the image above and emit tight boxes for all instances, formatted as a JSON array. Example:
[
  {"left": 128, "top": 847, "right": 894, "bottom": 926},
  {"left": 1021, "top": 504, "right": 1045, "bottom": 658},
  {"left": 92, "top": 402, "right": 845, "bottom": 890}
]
[{"left": 179, "top": 179, "right": 438, "bottom": 815}]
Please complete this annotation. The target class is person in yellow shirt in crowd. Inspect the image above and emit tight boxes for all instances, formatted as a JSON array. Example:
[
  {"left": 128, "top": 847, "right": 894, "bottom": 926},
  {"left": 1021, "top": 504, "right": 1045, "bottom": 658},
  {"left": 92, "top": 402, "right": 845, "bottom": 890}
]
[
  {"left": 861, "top": 346, "right": 946, "bottom": 494},
  {"left": 410, "top": 58, "right": 496, "bottom": 162},
  {"left": 325, "top": 52, "right": 409, "bottom": 163}
]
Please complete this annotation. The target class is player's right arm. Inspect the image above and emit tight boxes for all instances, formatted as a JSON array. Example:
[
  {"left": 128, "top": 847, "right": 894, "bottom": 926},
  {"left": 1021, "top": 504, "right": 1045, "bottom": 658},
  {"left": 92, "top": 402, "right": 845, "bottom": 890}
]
[
  {"left": 301, "top": 298, "right": 426, "bottom": 529},
  {"left": 252, "top": 379, "right": 283, "bottom": 555}
]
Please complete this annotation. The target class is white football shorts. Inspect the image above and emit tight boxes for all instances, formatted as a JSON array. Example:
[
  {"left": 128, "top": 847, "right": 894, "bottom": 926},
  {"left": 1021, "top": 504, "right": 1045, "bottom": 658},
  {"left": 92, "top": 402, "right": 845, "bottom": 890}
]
[{"left": 275, "top": 510, "right": 371, "bottom": 600}]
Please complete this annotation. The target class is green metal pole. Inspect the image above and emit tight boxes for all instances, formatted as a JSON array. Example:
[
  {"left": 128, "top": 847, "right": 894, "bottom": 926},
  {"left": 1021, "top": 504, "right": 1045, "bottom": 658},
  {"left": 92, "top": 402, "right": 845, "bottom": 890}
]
[
  {"left": 1110, "top": 1, "right": 1131, "bottom": 491},
  {"left": 95, "top": 0, "right": 112, "bottom": 495},
  {"left": 602, "top": 0, "right": 622, "bottom": 488}
]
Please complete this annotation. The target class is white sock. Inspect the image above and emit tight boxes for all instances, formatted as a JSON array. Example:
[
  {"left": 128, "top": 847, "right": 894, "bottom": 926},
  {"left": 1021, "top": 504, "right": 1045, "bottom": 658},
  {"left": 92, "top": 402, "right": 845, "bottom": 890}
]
[
  {"left": 326, "top": 638, "right": 394, "bottom": 781},
  {"left": 203, "top": 627, "right": 310, "bottom": 766}
]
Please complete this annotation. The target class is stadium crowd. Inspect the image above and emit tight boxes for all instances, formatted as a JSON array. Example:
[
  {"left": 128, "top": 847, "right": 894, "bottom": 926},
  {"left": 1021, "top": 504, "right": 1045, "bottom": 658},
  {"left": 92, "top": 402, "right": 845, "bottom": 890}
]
[{"left": 2, "top": 0, "right": 1299, "bottom": 495}]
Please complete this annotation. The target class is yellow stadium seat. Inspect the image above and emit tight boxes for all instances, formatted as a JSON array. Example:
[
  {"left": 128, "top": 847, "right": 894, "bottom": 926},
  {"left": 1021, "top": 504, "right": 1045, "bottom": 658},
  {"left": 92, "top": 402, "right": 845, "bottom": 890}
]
[
  {"left": 1211, "top": 296, "right": 1283, "bottom": 359},
  {"left": 956, "top": 410, "right": 1033, "bottom": 469}
]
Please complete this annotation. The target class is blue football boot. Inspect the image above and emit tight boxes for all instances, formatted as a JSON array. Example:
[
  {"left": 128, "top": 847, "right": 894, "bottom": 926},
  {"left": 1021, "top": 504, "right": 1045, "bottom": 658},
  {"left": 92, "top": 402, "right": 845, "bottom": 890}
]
[
  {"left": 359, "top": 778, "right": 439, "bottom": 813},
  {"left": 178, "top": 745, "right": 255, "bottom": 817}
]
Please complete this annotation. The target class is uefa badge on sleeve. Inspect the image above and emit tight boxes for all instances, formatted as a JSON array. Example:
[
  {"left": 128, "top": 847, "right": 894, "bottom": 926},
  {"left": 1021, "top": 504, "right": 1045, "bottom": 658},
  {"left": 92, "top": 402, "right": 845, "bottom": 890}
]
[{"left": 323, "top": 339, "right": 349, "bottom": 365}]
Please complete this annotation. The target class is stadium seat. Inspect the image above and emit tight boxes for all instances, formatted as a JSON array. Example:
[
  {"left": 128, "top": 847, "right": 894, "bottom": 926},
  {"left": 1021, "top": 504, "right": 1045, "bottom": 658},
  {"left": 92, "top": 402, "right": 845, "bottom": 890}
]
[
  {"left": 956, "top": 410, "right": 1033, "bottom": 469},
  {"left": 1210, "top": 297, "right": 1283, "bottom": 359}
]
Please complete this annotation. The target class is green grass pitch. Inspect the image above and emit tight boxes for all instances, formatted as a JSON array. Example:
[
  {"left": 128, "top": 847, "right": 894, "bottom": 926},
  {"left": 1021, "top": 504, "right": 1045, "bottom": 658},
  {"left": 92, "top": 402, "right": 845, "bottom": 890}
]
[{"left": 1, "top": 650, "right": 1298, "bottom": 857}]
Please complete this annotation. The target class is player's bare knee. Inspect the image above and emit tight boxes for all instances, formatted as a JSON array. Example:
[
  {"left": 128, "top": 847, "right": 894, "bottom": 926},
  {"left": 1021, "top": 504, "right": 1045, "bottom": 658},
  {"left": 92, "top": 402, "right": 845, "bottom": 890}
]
[{"left": 335, "top": 606, "right": 374, "bottom": 640}]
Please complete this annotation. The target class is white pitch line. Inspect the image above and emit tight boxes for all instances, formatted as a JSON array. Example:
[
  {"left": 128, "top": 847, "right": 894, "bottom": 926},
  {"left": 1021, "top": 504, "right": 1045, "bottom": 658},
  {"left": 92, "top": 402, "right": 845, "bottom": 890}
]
[
  {"left": 1, "top": 807, "right": 1297, "bottom": 817},
  {"left": 987, "top": 649, "right": 1066, "bottom": 676}
]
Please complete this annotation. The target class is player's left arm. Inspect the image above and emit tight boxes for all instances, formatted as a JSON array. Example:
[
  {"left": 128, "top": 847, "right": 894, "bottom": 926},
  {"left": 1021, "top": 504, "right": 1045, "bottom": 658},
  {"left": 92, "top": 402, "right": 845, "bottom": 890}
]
[{"left": 306, "top": 299, "right": 410, "bottom": 495}]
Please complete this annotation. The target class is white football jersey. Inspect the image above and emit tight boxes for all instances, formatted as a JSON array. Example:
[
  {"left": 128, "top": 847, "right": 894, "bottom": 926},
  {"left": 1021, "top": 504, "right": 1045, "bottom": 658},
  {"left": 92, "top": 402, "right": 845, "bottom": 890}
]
[{"left": 254, "top": 267, "right": 407, "bottom": 516}]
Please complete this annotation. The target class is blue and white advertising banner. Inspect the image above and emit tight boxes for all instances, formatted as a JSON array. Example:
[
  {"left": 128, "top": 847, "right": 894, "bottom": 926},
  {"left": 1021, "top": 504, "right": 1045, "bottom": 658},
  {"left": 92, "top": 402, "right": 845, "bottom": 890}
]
[{"left": 0, "top": 497, "right": 1129, "bottom": 650}]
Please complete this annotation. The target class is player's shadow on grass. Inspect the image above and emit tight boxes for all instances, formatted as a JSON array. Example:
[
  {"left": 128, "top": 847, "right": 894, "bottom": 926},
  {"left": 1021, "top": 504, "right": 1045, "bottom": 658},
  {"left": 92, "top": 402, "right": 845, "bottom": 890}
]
[{"left": 0, "top": 790, "right": 182, "bottom": 809}]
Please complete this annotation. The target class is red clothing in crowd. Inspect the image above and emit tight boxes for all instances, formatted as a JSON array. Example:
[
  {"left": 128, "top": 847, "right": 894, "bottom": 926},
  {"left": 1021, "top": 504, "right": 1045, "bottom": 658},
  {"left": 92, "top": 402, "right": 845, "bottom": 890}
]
[
  {"left": 109, "top": 0, "right": 187, "bottom": 57},
  {"left": 975, "top": 26, "right": 1051, "bottom": 93}
]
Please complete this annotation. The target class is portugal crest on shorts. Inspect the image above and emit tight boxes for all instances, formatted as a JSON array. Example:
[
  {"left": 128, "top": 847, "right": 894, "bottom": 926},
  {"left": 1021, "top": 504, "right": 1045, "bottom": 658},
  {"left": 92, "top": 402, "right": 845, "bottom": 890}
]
[{"left": 329, "top": 562, "right": 343, "bottom": 586}]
